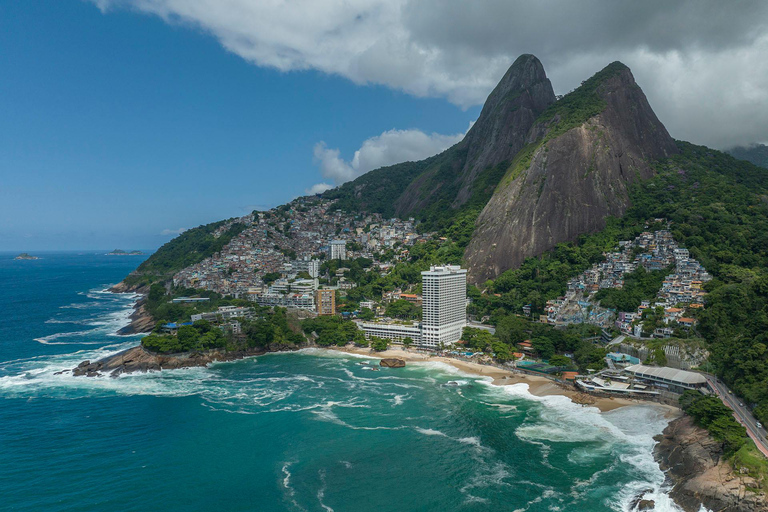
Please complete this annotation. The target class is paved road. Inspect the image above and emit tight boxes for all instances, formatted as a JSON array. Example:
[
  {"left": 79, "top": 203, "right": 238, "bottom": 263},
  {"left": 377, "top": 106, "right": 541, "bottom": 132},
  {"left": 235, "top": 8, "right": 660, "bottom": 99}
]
[
  {"left": 606, "top": 335, "right": 626, "bottom": 347},
  {"left": 706, "top": 375, "right": 768, "bottom": 457}
]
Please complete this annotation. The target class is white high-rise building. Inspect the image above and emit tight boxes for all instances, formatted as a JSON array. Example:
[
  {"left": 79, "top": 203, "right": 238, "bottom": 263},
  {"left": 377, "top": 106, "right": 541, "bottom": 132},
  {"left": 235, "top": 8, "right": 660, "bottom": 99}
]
[
  {"left": 330, "top": 240, "right": 347, "bottom": 260},
  {"left": 420, "top": 265, "right": 467, "bottom": 348}
]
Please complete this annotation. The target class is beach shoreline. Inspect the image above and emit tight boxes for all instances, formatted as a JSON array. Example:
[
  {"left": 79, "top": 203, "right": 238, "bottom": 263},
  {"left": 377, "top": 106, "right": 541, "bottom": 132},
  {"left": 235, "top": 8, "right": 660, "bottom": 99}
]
[{"left": 328, "top": 345, "right": 680, "bottom": 415}]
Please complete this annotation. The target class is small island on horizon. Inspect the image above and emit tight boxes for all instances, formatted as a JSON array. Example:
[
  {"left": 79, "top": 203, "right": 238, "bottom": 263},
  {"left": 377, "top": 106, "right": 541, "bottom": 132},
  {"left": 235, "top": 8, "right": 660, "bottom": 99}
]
[
  {"left": 106, "top": 249, "right": 144, "bottom": 256},
  {"left": 14, "top": 253, "right": 39, "bottom": 260}
]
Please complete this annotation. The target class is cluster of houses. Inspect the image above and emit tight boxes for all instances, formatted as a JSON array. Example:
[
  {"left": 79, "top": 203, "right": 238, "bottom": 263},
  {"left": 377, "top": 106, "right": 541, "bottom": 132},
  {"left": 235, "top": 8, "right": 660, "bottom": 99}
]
[
  {"left": 172, "top": 197, "right": 431, "bottom": 312},
  {"left": 543, "top": 229, "right": 710, "bottom": 338}
]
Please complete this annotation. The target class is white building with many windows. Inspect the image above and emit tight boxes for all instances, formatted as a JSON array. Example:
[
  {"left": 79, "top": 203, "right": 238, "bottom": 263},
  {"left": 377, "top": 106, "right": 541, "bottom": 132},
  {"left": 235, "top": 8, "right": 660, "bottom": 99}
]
[
  {"left": 330, "top": 240, "right": 347, "bottom": 260},
  {"left": 356, "top": 321, "right": 421, "bottom": 343},
  {"left": 355, "top": 264, "right": 467, "bottom": 349},
  {"left": 421, "top": 265, "right": 467, "bottom": 348}
]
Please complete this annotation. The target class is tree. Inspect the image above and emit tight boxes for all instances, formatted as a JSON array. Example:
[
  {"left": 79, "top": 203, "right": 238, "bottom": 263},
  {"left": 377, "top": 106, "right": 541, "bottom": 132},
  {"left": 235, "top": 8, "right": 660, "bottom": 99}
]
[
  {"left": 531, "top": 337, "right": 555, "bottom": 360},
  {"left": 371, "top": 337, "right": 389, "bottom": 351},
  {"left": 548, "top": 355, "right": 573, "bottom": 368},
  {"left": 491, "top": 342, "right": 512, "bottom": 362},
  {"left": 358, "top": 307, "right": 375, "bottom": 321},
  {"left": 263, "top": 272, "right": 281, "bottom": 285},
  {"left": 402, "top": 337, "right": 413, "bottom": 350},
  {"left": 386, "top": 299, "right": 419, "bottom": 319}
]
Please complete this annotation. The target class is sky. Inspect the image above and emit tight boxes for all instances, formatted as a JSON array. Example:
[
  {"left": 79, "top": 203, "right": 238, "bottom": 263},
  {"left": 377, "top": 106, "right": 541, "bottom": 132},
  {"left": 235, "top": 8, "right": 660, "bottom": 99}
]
[{"left": 1, "top": 1, "right": 767, "bottom": 251}]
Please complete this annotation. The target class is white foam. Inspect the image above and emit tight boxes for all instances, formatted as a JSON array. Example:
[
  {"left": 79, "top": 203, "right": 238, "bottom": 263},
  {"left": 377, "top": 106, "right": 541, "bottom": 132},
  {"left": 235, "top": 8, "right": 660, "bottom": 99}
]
[
  {"left": 478, "top": 379, "right": 691, "bottom": 511},
  {"left": 414, "top": 427, "right": 447, "bottom": 437}
]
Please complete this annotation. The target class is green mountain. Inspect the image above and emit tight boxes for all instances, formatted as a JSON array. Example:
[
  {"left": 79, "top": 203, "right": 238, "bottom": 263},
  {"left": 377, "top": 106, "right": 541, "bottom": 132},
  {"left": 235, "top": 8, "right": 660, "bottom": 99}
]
[
  {"left": 326, "top": 54, "right": 556, "bottom": 232},
  {"left": 119, "top": 219, "right": 246, "bottom": 290},
  {"left": 728, "top": 143, "right": 768, "bottom": 169}
]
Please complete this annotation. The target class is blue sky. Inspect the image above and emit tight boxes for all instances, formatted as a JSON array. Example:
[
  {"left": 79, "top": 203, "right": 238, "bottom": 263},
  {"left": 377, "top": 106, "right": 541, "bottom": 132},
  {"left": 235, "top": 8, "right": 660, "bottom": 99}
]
[
  {"left": 2, "top": 1, "right": 766, "bottom": 251},
  {"left": 0, "top": 1, "right": 477, "bottom": 251}
]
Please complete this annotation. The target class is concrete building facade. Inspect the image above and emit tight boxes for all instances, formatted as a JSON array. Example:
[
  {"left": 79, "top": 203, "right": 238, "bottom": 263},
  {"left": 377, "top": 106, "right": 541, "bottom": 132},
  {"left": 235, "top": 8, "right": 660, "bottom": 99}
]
[
  {"left": 421, "top": 265, "right": 467, "bottom": 348},
  {"left": 316, "top": 289, "right": 336, "bottom": 316},
  {"left": 330, "top": 240, "right": 347, "bottom": 260}
]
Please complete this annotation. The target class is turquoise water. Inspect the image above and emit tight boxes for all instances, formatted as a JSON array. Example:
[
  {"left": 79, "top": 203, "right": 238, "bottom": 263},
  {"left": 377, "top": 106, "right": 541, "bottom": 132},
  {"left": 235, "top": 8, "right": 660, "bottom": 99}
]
[{"left": 0, "top": 253, "right": 682, "bottom": 511}]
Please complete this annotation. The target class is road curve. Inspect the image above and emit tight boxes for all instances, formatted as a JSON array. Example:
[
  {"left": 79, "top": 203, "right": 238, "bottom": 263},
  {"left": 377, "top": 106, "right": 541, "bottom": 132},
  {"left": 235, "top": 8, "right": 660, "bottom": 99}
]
[{"left": 706, "top": 375, "right": 768, "bottom": 457}]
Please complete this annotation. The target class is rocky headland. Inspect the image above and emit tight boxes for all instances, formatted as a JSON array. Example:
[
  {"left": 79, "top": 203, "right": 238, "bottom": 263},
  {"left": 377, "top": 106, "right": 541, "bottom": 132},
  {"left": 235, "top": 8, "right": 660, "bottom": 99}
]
[
  {"left": 66, "top": 344, "right": 306, "bottom": 378},
  {"left": 109, "top": 280, "right": 155, "bottom": 335},
  {"left": 654, "top": 415, "right": 767, "bottom": 512}
]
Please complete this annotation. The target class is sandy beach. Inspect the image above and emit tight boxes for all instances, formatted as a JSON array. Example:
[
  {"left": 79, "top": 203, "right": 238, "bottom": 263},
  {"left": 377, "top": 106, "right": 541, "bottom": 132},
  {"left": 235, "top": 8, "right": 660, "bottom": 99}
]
[{"left": 330, "top": 345, "right": 652, "bottom": 413}]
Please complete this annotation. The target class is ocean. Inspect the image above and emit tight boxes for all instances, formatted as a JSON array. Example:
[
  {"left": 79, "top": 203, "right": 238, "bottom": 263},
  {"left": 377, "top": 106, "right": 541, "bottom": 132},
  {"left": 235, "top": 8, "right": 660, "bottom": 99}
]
[{"left": 0, "top": 252, "right": 686, "bottom": 511}]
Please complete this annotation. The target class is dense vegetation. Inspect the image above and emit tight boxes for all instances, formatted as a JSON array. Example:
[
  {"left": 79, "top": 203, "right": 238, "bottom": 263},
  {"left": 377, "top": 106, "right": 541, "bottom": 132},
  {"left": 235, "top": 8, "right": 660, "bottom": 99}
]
[
  {"left": 473, "top": 141, "right": 768, "bottom": 422},
  {"left": 144, "top": 284, "right": 252, "bottom": 324},
  {"left": 593, "top": 265, "right": 672, "bottom": 312},
  {"left": 141, "top": 308, "right": 306, "bottom": 353},
  {"left": 324, "top": 153, "right": 445, "bottom": 218},
  {"left": 680, "top": 391, "right": 747, "bottom": 454},
  {"left": 300, "top": 315, "right": 367, "bottom": 347},
  {"left": 142, "top": 320, "right": 226, "bottom": 353},
  {"left": 125, "top": 220, "right": 246, "bottom": 288}
]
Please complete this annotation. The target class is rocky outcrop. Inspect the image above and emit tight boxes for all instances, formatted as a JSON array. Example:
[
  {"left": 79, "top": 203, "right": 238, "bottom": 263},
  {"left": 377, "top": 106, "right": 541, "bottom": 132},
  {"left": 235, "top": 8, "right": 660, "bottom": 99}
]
[
  {"left": 116, "top": 298, "right": 155, "bottom": 335},
  {"left": 379, "top": 358, "right": 406, "bottom": 368},
  {"left": 67, "top": 343, "right": 305, "bottom": 377},
  {"left": 394, "top": 54, "right": 556, "bottom": 215},
  {"left": 654, "top": 415, "right": 767, "bottom": 512},
  {"left": 109, "top": 280, "right": 149, "bottom": 295},
  {"left": 465, "top": 63, "right": 678, "bottom": 283}
]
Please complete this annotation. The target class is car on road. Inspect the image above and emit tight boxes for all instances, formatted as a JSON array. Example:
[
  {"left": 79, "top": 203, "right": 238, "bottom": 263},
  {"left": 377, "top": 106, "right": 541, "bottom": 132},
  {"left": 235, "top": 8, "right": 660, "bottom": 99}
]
[
  {"left": 740, "top": 402, "right": 744, "bottom": 407},
  {"left": 758, "top": 422, "right": 763, "bottom": 429}
]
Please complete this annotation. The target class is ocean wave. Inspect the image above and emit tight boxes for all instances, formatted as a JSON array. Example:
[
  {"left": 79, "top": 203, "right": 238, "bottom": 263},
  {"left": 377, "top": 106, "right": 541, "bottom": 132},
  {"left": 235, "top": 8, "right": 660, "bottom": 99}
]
[
  {"left": 34, "top": 330, "right": 103, "bottom": 345},
  {"left": 486, "top": 379, "right": 686, "bottom": 511}
]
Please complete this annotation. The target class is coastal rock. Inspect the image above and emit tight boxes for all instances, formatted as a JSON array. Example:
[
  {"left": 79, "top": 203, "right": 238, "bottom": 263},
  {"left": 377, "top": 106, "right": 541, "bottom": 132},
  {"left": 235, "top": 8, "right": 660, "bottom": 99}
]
[
  {"left": 654, "top": 415, "right": 767, "bottom": 512},
  {"left": 116, "top": 299, "right": 155, "bottom": 335},
  {"left": 637, "top": 499, "right": 655, "bottom": 510},
  {"left": 379, "top": 358, "right": 406, "bottom": 368},
  {"left": 69, "top": 344, "right": 307, "bottom": 378},
  {"left": 108, "top": 280, "right": 150, "bottom": 294}
]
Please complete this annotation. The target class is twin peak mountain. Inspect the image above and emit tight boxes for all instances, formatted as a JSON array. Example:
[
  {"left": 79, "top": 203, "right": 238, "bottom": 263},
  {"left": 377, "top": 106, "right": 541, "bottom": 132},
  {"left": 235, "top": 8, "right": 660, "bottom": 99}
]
[{"left": 326, "top": 54, "right": 678, "bottom": 283}]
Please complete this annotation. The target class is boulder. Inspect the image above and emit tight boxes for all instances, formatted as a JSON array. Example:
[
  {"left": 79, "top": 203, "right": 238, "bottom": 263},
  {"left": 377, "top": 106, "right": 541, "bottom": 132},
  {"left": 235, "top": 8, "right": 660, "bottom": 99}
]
[
  {"left": 380, "top": 358, "right": 406, "bottom": 368},
  {"left": 637, "top": 499, "right": 655, "bottom": 510}
]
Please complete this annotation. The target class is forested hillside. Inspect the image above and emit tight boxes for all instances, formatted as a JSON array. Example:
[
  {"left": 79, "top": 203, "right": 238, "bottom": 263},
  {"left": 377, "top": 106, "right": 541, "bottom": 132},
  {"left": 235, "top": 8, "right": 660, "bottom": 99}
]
[
  {"left": 469, "top": 141, "right": 768, "bottom": 422},
  {"left": 123, "top": 220, "right": 246, "bottom": 288}
]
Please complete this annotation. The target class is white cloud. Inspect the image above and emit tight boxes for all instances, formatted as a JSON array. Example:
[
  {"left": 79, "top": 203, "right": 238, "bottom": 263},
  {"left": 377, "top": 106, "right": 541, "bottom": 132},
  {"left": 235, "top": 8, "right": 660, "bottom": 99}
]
[
  {"left": 310, "top": 127, "right": 465, "bottom": 191},
  {"left": 160, "top": 227, "right": 187, "bottom": 236},
  {"left": 305, "top": 183, "right": 334, "bottom": 195},
  {"left": 93, "top": 0, "right": 768, "bottom": 147}
]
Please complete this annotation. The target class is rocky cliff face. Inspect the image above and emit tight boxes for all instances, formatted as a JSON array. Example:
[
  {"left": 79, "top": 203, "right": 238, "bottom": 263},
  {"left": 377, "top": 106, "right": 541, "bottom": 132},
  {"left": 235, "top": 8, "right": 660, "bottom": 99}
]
[
  {"left": 393, "top": 54, "right": 556, "bottom": 216},
  {"left": 655, "top": 416, "right": 767, "bottom": 512},
  {"left": 465, "top": 64, "right": 678, "bottom": 283}
]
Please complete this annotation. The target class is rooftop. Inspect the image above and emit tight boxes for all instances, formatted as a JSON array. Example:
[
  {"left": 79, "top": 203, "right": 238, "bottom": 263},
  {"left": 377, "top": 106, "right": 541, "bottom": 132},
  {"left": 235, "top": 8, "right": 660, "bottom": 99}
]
[{"left": 624, "top": 364, "right": 706, "bottom": 385}]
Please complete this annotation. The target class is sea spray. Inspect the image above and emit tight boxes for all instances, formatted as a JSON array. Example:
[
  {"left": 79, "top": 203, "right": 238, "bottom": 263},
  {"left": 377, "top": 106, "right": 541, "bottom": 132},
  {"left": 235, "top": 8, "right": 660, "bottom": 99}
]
[{"left": 1, "top": 255, "right": 699, "bottom": 512}]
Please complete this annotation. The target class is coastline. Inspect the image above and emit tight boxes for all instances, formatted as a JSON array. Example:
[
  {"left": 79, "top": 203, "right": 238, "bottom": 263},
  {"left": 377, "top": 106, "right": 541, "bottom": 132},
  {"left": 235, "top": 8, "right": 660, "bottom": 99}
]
[{"left": 328, "top": 345, "right": 665, "bottom": 414}]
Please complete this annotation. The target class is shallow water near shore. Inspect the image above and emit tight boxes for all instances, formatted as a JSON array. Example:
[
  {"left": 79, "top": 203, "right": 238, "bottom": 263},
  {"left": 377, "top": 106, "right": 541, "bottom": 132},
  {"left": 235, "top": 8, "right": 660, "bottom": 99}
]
[{"left": 0, "top": 253, "right": 685, "bottom": 511}]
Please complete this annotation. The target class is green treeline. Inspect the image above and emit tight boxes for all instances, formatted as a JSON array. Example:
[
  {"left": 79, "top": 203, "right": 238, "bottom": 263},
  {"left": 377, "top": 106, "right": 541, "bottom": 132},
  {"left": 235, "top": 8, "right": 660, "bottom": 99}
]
[
  {"left": 142, "top": 320, "right": 226, "bottom": 353},
  {"left": 141, "top": 308, "right": 306, "bottom": 354},
  {"left": 126, "top": 220, "right": 247, "bottom": 287},
  {"left": 680, "top": 391, "right": 747, "bottom": 454},
  {"left": 594, "top": 265, "right": 672, "bottom": 312},
  {"left": 474, "top": 141, "right": 768, "bottom": 424}
]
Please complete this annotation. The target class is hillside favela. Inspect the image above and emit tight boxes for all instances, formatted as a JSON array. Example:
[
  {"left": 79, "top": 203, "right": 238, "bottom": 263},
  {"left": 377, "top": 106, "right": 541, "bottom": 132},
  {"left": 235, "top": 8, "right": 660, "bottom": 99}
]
[{"left": 2, "top": 3, "right": 768, "bottom": 512}]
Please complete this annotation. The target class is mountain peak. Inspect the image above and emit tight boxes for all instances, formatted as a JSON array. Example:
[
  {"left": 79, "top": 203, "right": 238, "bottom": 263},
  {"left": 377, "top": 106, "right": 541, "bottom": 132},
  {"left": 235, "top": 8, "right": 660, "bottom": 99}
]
[
  {"left": 391, "top": 55, "right": 556, "bottom": 214},
  {"left": 465, "top": 60, "right": 678, "bottom": 283}
]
